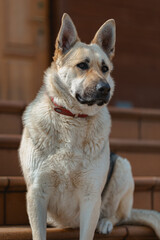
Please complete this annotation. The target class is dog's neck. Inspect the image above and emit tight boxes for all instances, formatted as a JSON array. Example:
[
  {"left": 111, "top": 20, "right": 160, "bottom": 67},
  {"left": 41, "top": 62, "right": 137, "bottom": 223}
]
[{"left": 50, "top": 97, "right": 89, "bottom": 118}]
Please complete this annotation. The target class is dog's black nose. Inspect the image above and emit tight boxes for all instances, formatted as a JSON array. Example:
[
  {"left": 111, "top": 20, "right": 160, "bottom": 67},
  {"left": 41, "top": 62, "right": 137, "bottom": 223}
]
[{"left": 96, "top": 81, "right": 111, "bottom": 94}]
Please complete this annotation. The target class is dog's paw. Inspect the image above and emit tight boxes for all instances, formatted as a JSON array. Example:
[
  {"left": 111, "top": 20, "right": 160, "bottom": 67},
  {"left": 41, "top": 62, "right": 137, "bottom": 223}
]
[{"left": 97, "top": 218, "right": 113, "bottom": 234}]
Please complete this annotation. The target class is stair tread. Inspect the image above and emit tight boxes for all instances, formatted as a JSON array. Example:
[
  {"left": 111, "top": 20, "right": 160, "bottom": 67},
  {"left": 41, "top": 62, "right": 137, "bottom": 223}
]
[
  {"left": 0, "top": 134, "right": 21, "bottom": 148},
  {"left": 109, "top": 106, "right": 160, "bottom": 119},
  {"left": 0, "top": 101, "right": 25, "bottom": 113},
  {"left": 0, "top": 136, "right": 160, "bottom": 176},
  {"left": 1, "top": 100, "right": 160, "bottom": 119},
  {"left": 0, "top": 225, "right": 157, "bottom": 240},
  {"left": 1, "top": 101, "right": 160, "bottom": 140},
  {"left": 1, "top": 134, "right": 160, "bottom": 151},
  {"left": 0, "top": 177, "right": 160, "bottom": 227},
  {"left": 1, "top": 176, "right": 160, "bottom": 191},
  {"left": 110, "top": 138, "right": 160, "bottom": 152}
]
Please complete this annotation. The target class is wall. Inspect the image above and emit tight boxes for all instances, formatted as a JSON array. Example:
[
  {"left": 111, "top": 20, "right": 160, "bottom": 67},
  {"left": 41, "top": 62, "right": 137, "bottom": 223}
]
[{"left": 50, "top": 0, "right": 160, "bottom": 108}]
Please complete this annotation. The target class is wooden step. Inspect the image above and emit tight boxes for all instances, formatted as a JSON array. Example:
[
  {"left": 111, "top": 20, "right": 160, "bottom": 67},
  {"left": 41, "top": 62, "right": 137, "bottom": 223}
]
[
  {"left": 0, "top": 101, "right": 25, "bottom": 135},
  {"left": 110, "top": 107, "right": 160, "bottom": 140},
  {"left": 0, "top": 225, "right": 158, "bottom": 240},
  {"left": 1, "top": 100, "right": 160, "bottom": 140},
  {"left": 0, "top": 176, "right": 160, "bottom": 226},
  {"left": 0, "top": 135, "right": 21, "bottom": 176},
  {"left": 110, "top": 139, "right": 160, "bottom": 176},
  {"left": 1, "top": 135, "right": 160, "bottom": 176}
]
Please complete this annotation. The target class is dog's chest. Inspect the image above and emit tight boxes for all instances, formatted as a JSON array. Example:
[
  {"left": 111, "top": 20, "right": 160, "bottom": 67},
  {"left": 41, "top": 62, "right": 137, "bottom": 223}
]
[
  {"left": 51, "top": 115, "right": 107, "bottom": 158},
  {"left": 43, "top": 117, "right": 109, "bottom": 191},
  {"left": 30, "top": 107, "right": 109, "bottom": 177},
  {"left": 48, "top": 184, "right": 81, "bottom": 227}
]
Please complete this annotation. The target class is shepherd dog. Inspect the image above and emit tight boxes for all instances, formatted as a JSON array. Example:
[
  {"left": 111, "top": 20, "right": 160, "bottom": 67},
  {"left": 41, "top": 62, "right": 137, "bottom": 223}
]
[{"left": 19, "top": 13, "right": 160, "bottom": 240}]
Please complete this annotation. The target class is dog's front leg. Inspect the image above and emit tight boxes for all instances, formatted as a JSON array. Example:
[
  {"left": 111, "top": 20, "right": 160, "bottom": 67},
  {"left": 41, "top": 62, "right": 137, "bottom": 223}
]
[
  {"left": 80, "top": 196, "right": 101, "bottom": 240},
  {"left": 27, "top": 186, "right": 49, "bottom": 240}
]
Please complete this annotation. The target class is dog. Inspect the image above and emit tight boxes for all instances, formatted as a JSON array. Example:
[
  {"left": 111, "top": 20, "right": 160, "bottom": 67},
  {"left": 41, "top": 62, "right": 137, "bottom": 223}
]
[{"left": 19, "top": 13, "right": 160, "bottom": 240}]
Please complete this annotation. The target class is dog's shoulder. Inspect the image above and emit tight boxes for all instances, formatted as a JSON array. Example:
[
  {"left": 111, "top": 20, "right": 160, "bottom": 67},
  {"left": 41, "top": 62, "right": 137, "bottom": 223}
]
[{"left": 23, "top": 85, "right": 52, "bottom": 128}]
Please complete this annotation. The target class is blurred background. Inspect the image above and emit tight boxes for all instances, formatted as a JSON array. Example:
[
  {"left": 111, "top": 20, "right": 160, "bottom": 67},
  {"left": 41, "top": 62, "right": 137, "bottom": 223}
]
[
  {"left": 0, "top": 1, "right": 160, "bottom": 230},
  {"left": 0, "top": 0, "right": 160, "bottom": 108}
]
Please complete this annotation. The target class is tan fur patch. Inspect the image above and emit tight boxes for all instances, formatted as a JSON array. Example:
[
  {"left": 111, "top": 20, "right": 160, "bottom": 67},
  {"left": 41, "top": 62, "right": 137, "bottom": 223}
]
[{"left": 83, "top": 69, "right": 104, "bottom": 89}]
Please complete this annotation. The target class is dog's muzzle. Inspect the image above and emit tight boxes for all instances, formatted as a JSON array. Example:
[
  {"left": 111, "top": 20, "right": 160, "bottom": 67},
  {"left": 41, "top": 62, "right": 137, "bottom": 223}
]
[{"left": 76, "top": 81, "right": 111, "bottom": 106}]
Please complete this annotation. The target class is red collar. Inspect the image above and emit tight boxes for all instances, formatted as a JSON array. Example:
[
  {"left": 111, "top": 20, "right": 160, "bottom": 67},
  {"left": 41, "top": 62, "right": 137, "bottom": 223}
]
[{"left": 50, "top": 97, "right": 88, "bottom": 118}]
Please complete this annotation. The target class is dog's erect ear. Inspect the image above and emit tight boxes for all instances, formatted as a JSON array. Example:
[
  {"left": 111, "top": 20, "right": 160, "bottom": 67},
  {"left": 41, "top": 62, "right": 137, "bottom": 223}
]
[
  {"left": 55, "top": 13, "right": 79, "bottom": 55},
  {"left": 92, "top": 19, "right": 116, "bottom": 59}
]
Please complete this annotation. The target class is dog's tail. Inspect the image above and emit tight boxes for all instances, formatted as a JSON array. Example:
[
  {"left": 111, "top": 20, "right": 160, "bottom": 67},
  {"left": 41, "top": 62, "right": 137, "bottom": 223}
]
[{"left": 121, "top": 208, "right": 160, "bottom": 238}]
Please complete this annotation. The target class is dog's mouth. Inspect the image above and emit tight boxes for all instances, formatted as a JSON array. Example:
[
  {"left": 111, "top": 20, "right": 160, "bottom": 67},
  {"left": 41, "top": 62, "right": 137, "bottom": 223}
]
[{"left": 76, "top": 93, "right": 110, "bottom": 106}]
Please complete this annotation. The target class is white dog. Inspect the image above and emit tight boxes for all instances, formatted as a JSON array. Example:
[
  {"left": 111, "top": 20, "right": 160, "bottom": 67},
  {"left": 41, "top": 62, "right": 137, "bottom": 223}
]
[{"left": 19, "top": 13, "right": 160, "bottom": 240}]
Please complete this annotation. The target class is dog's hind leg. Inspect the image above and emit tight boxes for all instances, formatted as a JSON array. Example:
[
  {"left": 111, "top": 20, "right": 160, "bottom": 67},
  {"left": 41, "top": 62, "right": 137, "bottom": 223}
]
[
  {"left": 98, "top": 187, "right": 133, "bottom": 234},
  {"left": 27, "top": 185, "right": 49, "bottom": 240},
  {"left": 98, "top": 156, "right": 134, "bottom": 234}
]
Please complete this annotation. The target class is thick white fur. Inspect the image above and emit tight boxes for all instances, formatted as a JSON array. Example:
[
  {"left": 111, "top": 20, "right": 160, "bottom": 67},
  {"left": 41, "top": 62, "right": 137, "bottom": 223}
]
[
  {"left": 20, "top": 68, "right": 111, "bottom": 240},
  {"left": 19, "top": 13, "right": 160, "bottom": 240}
]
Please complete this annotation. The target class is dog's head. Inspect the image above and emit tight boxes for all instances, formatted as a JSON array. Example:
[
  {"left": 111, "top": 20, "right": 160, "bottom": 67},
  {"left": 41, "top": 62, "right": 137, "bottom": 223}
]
[{"left": 52, "top": 14, "right": 116, "bottom": 113}]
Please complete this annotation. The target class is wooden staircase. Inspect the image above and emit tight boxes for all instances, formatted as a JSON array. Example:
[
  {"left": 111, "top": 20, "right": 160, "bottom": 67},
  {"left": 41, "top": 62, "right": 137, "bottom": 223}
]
[{"left": 0, "top": 100, "right": 160, "bottom": 239}]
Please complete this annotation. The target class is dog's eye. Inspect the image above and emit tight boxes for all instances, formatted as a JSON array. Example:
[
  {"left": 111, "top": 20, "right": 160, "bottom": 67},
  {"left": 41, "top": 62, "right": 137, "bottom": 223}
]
[
  {"left": 101, "top": 65, "right": 109, "bottom": 73},
  {"left": 77, "top": 62, "right": 89, "bottom": 70}
]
